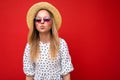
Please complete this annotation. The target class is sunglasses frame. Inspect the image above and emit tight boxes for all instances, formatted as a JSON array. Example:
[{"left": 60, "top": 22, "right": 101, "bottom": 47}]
[{"left": 34, "top": 16, "right": 51, "bottom": 23}]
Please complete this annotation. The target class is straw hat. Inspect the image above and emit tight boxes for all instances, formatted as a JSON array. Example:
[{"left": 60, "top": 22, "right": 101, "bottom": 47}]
[{"left": 26, "top": 2, "right": 62, "bottom": 30}]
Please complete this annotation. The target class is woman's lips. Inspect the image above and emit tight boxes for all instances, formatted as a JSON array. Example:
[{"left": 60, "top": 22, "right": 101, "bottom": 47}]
[{"left": 40, "top": 25, "right": 45, "bottom": 29}]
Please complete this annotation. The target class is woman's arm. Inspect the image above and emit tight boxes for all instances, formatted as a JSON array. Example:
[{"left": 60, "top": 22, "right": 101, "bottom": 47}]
[
  {"left": 26, "top": 76, "right": 34, "bottom": 80},
  {"left": 63, "top": 73, "right": 71, "bottom": 80}
]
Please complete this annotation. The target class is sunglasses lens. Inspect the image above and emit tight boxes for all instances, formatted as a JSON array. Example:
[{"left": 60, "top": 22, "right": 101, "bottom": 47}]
[
  {"left": 34, "top": 18, "right": 41, "bottom": 23},
  {"left": 44, "top": 18, "right": 50, "bottom": 22}
]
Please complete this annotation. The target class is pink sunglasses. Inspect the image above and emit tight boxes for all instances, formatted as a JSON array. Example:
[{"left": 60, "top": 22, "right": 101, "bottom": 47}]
[{"left": 34, "top": 16, "right": 51, "bottom": 23}]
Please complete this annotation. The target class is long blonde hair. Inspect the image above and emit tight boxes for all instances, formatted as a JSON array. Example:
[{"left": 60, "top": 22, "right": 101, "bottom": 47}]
[{"left": 28, "top": 9, "right": 60, "bottom": 62}]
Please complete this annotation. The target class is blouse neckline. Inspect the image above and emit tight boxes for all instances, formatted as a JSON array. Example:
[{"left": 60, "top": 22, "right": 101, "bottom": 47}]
[{"left": 40, "top": 41, "right": 50, "bottom": 45}]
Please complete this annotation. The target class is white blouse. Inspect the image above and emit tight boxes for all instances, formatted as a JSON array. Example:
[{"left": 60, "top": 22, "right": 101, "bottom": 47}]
[{"left": 23, "top": 38, "right": 74, "bottom": 80}]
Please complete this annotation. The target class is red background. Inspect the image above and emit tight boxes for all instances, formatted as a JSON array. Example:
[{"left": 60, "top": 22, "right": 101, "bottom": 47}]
[{"left": 0, "top": 0, "right": 120, "bottom": 80}]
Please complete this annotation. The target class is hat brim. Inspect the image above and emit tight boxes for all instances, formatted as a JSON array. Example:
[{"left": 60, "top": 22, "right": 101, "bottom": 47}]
[{"left": 26, "top": 2, "right": 62, "bottom": 30}]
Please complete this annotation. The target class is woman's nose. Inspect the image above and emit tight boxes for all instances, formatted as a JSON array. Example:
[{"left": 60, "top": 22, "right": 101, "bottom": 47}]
[{"left": 41, "top": 19, "right": 44, "bottom": 24}]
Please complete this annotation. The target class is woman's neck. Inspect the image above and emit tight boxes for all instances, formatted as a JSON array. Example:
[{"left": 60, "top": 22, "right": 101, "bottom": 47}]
[{"left": 39, "top": 32, "right": 51, "bottom": 43}]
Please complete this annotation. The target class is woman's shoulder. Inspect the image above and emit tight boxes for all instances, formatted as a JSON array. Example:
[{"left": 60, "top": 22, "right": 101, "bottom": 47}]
[
  {"left": 59, "top": 37, "right": 65, "bottom": 42},
  {"left": 59, "top": 37, "right": 67, "bottom": 45},
  {"left": 24, "top": 42, "right": 30, "bottom": 49}
]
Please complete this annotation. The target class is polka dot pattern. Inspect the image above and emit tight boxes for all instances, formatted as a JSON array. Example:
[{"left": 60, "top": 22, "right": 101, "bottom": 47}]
[{"left": 23, "top": 38, "right": 74, "bottom": 80}]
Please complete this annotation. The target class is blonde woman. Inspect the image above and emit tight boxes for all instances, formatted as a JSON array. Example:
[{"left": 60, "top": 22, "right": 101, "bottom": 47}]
[{"left": 23, "top": 2, "right": 74, "bottom": 80}]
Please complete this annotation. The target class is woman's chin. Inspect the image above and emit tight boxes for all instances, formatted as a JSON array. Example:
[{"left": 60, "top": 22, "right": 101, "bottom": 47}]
[{"left": 39, "top": 30, "right": 49, "bottom": 33}]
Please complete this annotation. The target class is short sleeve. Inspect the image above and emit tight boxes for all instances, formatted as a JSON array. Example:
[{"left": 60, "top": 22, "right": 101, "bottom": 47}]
[
  {"left": 59, "top": 38, "right": 74, "bottom": 76},
  {"left": 23, "top": 43, "right": 35, "bottom": 76}
]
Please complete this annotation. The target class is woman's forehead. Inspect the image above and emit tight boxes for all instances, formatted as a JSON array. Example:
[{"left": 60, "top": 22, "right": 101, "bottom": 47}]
[{"left": 36, "top": 10, "right": 51, "bottom": 17}]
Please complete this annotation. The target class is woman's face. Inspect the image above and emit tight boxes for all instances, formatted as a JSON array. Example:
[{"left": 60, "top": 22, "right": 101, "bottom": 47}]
[{"left": 35, "top": 10, "right": 53, "bottom": 33}]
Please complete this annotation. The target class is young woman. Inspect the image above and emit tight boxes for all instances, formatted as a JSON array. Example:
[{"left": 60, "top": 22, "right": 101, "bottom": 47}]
[{"left": 23, "top": 2, "right": 74, "bottom": 80}]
